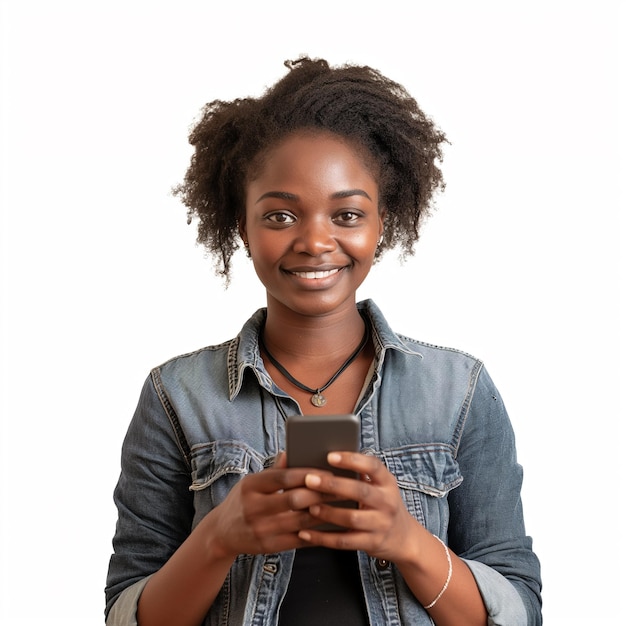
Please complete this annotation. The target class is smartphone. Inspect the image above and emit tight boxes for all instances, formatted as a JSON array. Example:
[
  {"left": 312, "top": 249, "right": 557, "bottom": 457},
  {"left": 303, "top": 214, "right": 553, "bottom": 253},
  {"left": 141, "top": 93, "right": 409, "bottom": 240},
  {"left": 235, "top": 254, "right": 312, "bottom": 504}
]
[{"left": 286, "top": 414, "right": 360, "bottom": 531}]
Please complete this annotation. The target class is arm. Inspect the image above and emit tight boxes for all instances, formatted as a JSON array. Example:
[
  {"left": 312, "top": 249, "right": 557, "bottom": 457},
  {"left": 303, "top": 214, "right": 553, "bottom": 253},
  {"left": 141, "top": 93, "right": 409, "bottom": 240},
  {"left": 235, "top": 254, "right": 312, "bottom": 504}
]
[
  {"left": 447, "top": 367, "right": 542, "bottom": 624},
  {"left": 136, "top": 453, "right": 327, "bottom": 626},
  {"left": 299, "top": 454, "right": 488, "bottom": 626},
  {"left": 106, "top": 376, "right": 330, "bottom": 626},
  {"left": 105, "top": 375, "right": 196, "bottom": 622},
  {"left": 295, "top": 369, "right": 541, "bottom": 625}
]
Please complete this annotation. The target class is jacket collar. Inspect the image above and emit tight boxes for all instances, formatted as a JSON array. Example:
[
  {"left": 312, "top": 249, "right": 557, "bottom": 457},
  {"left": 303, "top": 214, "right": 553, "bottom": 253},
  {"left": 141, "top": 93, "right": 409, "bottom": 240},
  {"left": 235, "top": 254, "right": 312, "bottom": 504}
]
[{"left": 227, "top": 299, "right": 421, "bottom": 401}]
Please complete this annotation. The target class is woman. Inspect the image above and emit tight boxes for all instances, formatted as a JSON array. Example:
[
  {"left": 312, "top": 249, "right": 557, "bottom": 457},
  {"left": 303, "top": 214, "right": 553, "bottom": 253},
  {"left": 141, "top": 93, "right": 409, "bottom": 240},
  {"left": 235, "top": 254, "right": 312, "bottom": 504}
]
[{"left": 105, "top": 57, "right": 542, "bottom": 625}]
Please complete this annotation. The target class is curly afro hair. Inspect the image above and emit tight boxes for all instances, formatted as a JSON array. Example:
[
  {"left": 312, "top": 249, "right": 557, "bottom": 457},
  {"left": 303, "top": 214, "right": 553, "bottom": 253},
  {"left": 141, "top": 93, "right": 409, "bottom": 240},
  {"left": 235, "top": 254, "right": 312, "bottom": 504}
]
[{"left": 173, "top": 57, "right": 447, "bottom": 282}]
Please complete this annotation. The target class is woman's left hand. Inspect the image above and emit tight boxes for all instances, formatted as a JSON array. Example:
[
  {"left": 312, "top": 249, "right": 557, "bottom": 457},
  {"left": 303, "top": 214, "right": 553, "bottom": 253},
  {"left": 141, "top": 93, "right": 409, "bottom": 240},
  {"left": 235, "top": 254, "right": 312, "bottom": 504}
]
[{"left": 298, "top": 452, "right": 421, "bottom": 564}]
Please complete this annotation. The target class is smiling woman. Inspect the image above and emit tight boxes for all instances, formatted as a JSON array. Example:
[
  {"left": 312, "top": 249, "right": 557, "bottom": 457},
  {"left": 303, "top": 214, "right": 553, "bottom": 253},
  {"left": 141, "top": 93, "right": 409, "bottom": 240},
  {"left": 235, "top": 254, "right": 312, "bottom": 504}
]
[{"left": 105, "top": 58, "right": 542, "bottom": 626}]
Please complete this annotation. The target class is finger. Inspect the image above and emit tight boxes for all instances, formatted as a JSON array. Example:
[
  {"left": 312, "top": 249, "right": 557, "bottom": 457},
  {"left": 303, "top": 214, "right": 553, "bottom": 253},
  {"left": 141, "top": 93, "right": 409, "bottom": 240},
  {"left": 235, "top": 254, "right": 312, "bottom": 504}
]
[
  {"left": 298, "top": 526, "right": 371, "bottom": 551},
  {"left": 263, "top": 464, "right": 336, "bottom": 493},
  {"left": 273, "top": 450, "right": 287, "bottom": 468},
  {"left": 245, "top": 518, "right": 325, "bottom": 554},
  {"left": 252, "top": 508, "right": 319, "bottom": 536},
  {"left": 246, "top": 466, "right": 315, "bottom": 494},
  {"left": 308, "top": 503, "right": 381, "bottom": 532},
  {"left": 239, "top": 505, "right": 341, "bottom": 554},
  {"left": 327, "top": 452, "right": 389, "bottom": 484},
  {"left": 283, "top": 486, "right": 336, "bottom": 512},
  {"left": 304, "top": 472, "right": 372, "bottom": 506},
  {"left": 243, "top": 486, "right": 321, "bottom": 520}
]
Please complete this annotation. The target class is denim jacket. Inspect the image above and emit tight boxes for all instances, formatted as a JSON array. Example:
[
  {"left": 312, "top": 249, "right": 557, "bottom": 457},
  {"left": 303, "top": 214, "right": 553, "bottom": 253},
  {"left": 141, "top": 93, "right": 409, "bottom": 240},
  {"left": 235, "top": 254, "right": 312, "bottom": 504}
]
[{"left": 105, "top": 300, "right": 542, "bottom": 625}]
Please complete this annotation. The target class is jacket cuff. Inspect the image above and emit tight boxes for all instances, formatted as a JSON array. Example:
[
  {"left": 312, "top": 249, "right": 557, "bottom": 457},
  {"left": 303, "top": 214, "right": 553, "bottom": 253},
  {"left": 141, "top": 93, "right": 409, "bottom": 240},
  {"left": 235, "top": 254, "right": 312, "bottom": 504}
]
[
  {"left": 462, "top": 559, "right": 527, "bottom": 626},
  {"left": 106, "top": 576, "right": 152, "bottom": 626}
]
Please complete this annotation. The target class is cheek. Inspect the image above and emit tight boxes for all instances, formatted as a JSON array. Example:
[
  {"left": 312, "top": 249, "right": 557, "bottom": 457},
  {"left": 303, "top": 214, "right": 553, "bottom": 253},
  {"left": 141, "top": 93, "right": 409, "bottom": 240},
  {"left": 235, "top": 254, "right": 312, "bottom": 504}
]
[
  {"left": 250, "top": 232, "right": 286, "bottom": 260},
  {"left": 347, "top": 232, "right": 379, "bottom": 259},
  {"left": 248, "top": 235, "right": 290, "bottom": 281}
]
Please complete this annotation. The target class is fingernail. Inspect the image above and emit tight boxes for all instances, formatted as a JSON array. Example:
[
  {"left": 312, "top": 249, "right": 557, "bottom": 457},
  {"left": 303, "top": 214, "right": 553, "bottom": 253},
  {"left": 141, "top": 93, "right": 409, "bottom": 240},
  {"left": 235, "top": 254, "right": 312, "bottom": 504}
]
[
  {"left": 306, "top": 474, "right": 321, "bottom": 487},
  {"left": 327, "top": 452, "right": 341, "bottom": 463},
  {"left": 299, "top": 531, "right": 312, "bottom": 541}
]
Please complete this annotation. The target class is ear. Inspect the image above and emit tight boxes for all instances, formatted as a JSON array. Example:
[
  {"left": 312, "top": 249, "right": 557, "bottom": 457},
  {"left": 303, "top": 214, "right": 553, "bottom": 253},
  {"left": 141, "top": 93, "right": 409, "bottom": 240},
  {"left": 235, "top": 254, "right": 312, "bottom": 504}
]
[
  {"left": 378, "top": 208, "right": 387, "bottom": 237},
  {"left": 237, "top": 217, "right": 247, "bottom": 243}
]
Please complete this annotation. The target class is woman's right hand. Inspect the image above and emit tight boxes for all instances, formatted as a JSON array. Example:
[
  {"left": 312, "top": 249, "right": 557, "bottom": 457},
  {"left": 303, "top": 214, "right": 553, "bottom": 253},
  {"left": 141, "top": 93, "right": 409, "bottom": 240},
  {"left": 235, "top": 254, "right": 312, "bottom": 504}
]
[
  {"left": 199, "top": 452, "right": 331, "bottom": 559},
  {"left": 137, "top": 451, "right": 323, "bottom": 626}
]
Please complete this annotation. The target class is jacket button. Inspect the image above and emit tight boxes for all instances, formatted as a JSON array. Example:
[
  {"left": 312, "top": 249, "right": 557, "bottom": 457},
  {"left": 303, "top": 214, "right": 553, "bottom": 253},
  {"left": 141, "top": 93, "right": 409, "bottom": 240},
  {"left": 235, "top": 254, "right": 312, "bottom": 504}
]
[{"left": 375, "top": 558, "right": 390, "bottom": 570}]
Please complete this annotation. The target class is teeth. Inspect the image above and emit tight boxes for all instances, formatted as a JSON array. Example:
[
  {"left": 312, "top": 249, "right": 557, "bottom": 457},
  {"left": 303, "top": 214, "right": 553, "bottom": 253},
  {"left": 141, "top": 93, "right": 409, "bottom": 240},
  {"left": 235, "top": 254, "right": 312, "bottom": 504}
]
[{"left": 292, "top": 269, "right": 339, "bottom": 279}]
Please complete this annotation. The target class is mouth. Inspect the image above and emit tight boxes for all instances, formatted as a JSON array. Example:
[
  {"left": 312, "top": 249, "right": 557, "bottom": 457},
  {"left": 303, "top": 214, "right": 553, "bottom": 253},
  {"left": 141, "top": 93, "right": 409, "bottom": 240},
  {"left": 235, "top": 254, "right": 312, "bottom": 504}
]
[{"left": 288, "top": 268, "right": 341, "bottom": 280}]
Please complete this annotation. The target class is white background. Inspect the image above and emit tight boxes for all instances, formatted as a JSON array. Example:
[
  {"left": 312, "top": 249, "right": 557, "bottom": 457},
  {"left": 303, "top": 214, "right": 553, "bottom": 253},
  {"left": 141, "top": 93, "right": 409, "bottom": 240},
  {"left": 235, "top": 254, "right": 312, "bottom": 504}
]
[{"left": 1, "top": 1, "right": 624, "bottom": 624}]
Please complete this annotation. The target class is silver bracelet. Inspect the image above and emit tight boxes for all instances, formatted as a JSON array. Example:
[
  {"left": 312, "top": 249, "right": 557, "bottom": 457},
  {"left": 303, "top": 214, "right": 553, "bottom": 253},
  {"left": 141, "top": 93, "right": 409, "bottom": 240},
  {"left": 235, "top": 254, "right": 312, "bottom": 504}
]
[{"left": 423, "top": 535, "right": 453, "bottom": 610}]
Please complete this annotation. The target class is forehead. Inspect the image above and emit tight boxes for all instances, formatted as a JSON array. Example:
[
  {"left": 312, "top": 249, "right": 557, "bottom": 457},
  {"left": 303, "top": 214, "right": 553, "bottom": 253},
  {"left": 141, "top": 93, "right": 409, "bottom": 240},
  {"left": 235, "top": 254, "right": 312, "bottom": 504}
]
[{"left": 248, "top": 130, "right": 379, "bottom": 186}]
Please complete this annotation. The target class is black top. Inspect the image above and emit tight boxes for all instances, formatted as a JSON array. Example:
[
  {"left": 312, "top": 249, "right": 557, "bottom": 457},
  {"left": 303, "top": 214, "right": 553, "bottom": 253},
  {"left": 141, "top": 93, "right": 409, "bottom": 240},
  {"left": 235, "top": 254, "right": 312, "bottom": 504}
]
[{"left": 278, "top": 547, "right": 369, "bottom": 625}]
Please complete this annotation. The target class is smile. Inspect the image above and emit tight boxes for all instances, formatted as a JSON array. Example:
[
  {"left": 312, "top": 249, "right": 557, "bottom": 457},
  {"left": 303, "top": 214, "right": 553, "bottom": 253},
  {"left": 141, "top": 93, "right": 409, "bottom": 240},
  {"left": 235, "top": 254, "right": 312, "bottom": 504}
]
[{"left": 289, "top": 268, "right": 341, "bottom": 279}]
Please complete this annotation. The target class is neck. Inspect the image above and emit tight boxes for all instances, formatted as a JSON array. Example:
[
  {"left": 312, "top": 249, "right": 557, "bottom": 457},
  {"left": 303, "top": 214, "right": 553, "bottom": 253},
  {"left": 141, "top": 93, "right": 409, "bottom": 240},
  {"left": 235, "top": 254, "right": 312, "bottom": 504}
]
[{"left": 262, "top": 301, "right": 366, "bottom": 362}]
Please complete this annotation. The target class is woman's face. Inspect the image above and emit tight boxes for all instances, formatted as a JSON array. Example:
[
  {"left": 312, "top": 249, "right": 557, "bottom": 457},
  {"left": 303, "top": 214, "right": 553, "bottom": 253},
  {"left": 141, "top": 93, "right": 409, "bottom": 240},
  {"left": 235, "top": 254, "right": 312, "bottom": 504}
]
[{"left": 243, "top": 131, "right": 384, "bottom": 319}]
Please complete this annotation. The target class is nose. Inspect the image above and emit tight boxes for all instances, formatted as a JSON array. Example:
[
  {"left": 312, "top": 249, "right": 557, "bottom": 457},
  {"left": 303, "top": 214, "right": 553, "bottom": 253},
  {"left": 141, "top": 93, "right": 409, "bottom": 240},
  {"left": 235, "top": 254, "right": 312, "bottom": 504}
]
[{"left": 292, "top": 218, "right": 337, "bottom": 256}]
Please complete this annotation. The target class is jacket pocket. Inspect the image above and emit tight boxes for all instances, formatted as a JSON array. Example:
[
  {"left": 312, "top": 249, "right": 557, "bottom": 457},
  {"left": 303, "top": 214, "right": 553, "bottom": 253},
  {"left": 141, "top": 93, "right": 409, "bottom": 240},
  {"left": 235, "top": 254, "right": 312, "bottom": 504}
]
[
  {"left": 189, "top": 440, "right": 267, "bottom": 528},
  {"left": 377, "top": 444, "right": 462, "bottom": 532}
]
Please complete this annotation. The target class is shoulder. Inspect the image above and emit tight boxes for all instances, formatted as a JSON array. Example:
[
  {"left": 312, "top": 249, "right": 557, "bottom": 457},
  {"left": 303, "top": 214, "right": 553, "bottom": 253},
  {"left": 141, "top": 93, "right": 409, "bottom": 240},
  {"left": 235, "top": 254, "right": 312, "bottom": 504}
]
[
  {"left": 396, "top": 333, "right": 481, "bottom": 364},
  {"left": 156, "top": 338, "right": 234, "bottom": 371},
  {"left": 362, "top": 298, "right": 483, "bottom": 367},
  {"left": 149, "top": 337, "right": 232, "bottom": 381},
  {"left": 150, "top": 307, "right": 266, "bottom": 389}
]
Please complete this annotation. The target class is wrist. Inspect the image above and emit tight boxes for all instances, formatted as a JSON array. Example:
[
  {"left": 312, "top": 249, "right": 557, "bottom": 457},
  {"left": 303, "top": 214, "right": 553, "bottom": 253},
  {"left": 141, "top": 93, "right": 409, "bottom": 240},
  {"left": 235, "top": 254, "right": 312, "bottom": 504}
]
[
  {"left": 392, "top": 525, "right": 456, "bottom": 612},
  {"left": 197, "top": 509, "right": 238, "bottom": 565},
  {"left": 423, "top": 535, "right": 452, "bottom": 610},
  {"left": 389, "top": 516, "right": 429, "bottom": 570}
]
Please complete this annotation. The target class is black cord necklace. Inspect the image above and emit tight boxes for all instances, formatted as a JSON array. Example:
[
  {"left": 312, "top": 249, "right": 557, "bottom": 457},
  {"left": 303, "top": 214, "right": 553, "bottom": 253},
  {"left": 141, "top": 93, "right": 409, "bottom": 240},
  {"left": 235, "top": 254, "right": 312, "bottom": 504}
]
[{"left": 259, "top": 318, "right": 370, "bottom": 408}]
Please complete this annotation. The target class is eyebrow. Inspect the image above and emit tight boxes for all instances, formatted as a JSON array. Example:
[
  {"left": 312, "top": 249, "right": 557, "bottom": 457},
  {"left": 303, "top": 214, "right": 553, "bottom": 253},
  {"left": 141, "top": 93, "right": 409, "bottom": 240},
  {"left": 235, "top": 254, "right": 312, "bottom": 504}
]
[
  {"left": 332, "top": 189, "right": 372, "bottom": 201},
  {"left": 255, "top": 189, "right": 372, "bottom": 204}
]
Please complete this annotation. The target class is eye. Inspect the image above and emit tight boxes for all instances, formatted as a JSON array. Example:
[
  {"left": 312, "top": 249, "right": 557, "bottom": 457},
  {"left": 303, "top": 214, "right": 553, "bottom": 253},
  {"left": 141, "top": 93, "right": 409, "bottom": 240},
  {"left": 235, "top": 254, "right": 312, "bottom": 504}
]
[
  {"left": 334, "top": 210, "right": 362, "bottom": 224},
  {"left": 265, "top": 211, "right": 296, "bottom": 225}
]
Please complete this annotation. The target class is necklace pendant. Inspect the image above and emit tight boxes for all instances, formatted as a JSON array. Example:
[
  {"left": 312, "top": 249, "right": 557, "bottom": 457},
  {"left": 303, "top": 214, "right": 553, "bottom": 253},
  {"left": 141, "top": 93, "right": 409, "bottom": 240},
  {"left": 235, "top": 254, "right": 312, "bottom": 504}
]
[{"left": 311, "top": 393, "right": 327, "bottom": 408}]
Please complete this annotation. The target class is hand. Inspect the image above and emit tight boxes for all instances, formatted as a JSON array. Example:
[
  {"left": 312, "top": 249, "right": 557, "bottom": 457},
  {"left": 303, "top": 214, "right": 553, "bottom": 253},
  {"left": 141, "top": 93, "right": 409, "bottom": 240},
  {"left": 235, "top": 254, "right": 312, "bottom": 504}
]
[
  {"left": 297, "top": 452, "right": 421, "bottom": 564},
  {"left": 201, "top": 452, "right": 334, "bottom": 559}
]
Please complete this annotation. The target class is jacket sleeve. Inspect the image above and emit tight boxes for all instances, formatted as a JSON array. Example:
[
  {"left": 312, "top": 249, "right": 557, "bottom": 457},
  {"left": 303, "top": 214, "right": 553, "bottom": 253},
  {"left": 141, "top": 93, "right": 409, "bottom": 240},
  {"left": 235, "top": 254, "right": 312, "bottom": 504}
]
[
  {"left": 104, "top": 372, "right": 195, "bottom": 623},
  {"left": 447, "top": 366, "right": 542, "bottom": 625}
]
